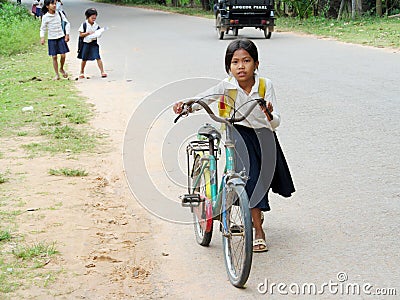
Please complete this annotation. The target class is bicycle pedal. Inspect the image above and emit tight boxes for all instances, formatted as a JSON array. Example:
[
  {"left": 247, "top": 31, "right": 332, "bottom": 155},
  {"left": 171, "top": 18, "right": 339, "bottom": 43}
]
[
  {"left": 230, "top": 224, "right": 244, "bottom": 234},
  {"left": 181, "top": 194, "right": 203, "bottom": 207}
]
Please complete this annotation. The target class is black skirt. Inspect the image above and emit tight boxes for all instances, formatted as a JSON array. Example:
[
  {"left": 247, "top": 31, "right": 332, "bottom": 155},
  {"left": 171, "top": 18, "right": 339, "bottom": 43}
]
[
  {"left": 271, "top": 132, "right": 296, "bottom": 198},
  {"left": 233, "top": 125, "right": 295, "bottom": 211}
]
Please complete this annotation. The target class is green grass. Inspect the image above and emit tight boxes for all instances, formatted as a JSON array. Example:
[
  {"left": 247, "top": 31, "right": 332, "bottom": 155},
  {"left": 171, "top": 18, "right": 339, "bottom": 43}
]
[
  {"left": 0, "top": 229, "right": 12, "bottom": 242},
  {"left": 277, "top": 16, "right": 400, "bottom": 49},
  {"left": 0, "top": 172, "right": 8, "bottom": 184},
  {"left": 13, "top": 242, "right": 58, "bottom": 261},
  {"left": 49, "top": 168, "right": 88, "bottom": 177},
  {"left": 0, "top": 2, "right": 40, "bottom": 56},
  {"left": 0, "top": 242, "right": 59, "bottom": 293},
  {"left": 0, "top": 50, "right": 97, "bottom": 154}
]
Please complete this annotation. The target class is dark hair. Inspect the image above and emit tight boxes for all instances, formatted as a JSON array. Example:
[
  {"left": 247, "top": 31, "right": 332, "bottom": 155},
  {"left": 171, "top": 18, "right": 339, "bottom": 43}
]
[
  {"left": 42, "top": 0, "right": 56, "bottom": 15},
  {"left": 85, "top": 8, "right": 98, "bottom": 19},
  {"left": 224, "top": 38, "right": 259, "bottom": 74}
]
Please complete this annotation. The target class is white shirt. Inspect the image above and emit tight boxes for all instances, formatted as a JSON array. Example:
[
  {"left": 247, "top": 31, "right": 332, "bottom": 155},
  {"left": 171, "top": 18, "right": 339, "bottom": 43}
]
[
  {"left": 78, "top": 21, "right": 100, "bottom": 43},
  {"left": 192, "top": 74, "right": 281, "bottom": 130},
  {"left": 40, "top": 11, "right": 70, "bottom": 39}
]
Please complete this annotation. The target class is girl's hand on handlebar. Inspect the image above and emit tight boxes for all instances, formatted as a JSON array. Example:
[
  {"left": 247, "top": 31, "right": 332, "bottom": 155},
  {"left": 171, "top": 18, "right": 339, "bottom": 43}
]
[
  {"left": 260, "top": 101, "right": 274, "bottom": 121},
  {"left": 173, "top": 101, "right": 184, "bottom": 114}
]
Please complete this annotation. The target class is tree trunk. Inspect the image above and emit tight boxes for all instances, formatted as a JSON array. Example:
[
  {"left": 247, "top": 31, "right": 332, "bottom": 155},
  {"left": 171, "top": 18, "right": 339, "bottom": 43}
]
[
  {"left": 356, "top": 0, "right": 362, "bottom": 15},
  {"left": 201, "top": 0, "right": 211, "bottom": 10},
  {"left": 337, "top": 0, "right": 346, "bottom": 20},
  {"left": 376, "top": 0, "right": 382, "bottom": 16}
]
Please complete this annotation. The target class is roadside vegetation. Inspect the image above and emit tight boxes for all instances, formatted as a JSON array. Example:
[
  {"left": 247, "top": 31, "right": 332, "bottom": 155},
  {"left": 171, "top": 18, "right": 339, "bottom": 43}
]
[
  {"left": 0, "top": 1, "right": 98, "bottom": 295},
  {"left": 97, "top": 0, "right": 400, "bottom": 49}
]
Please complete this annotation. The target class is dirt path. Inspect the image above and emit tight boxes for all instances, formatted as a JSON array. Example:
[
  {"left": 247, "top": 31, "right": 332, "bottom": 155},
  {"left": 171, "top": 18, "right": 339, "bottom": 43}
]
[{"left": 2, "top": 62, "right": 165, "bottom": 299}]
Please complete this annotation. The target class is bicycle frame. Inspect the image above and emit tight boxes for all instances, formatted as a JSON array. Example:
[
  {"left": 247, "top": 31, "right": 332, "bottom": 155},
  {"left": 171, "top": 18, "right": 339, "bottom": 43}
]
[
  {"left": 186, "top": 123, "right": 246, "bottom": 234},
  {"left": 177, "top": 98, "right": 260, "bottom": 288}
]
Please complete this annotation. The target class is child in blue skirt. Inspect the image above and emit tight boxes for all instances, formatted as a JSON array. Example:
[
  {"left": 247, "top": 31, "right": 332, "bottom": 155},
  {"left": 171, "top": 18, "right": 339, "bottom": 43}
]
[
  {"left": 40, "top": 0, "right": 70, "bottom": 80},
  {"left": 77, "top": 8, "right": 107, "bottom": 79}
]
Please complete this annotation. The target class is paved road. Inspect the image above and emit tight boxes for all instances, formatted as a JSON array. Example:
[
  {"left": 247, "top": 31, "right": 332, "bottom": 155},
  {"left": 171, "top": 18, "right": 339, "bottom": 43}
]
[{"left": 34, "top": 0, "right": 400, "bottom": 298}]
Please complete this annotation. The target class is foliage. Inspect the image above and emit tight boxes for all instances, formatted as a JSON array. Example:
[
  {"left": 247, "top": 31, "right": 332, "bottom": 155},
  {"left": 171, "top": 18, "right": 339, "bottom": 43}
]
[
  {"left": 96, "top": 0, "right": 204, "bottom": 7},
  {"left": 0, "top": 2, "right": 40, "bottom": 56},
  {"left": 0, "top": 229, "right": 11, "bottom": 241},
  {"left": 280, "top": 0, "right": 315, "bottom": 19},
  {"left": 49, "top": 168, "right": 88, "bottom": 177},
  {"left": 277, "top": 16, "right": 400, "bottom": 48}
]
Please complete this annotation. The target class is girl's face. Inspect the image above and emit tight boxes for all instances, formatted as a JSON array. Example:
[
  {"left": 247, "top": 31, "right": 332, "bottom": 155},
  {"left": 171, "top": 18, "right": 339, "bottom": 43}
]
[
  {"left": 87, "top": 14, "right": 97, "bottom": 25},
  {"left": 230, "top": 48, "right": 259, "bottom": 85},
  {"left": 47, "top": 1, "right": 56, "bottom": 13}
]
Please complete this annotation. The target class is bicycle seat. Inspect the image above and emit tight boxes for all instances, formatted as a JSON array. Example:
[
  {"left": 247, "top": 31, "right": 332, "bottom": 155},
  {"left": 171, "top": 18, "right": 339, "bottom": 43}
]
[{"left": 197, "top": 123, "right": 221, "bottom": 141}]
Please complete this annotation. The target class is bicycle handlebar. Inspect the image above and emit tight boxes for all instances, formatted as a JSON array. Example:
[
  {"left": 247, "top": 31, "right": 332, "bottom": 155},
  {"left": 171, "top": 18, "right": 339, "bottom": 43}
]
[{"left": 174, "top": 98, "right": 273, "bottom": 124}]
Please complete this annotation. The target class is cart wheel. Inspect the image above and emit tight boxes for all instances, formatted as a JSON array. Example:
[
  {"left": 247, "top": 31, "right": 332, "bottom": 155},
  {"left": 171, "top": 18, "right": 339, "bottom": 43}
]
[
  {"left": 264, "top": 27, "right": 272, "bottom": 39},
  {"left": 216, "top": 14, "right": 224, "bottom": 40},
  {"left": 233, "top": 27, "right": 239, "bottom": 36}
]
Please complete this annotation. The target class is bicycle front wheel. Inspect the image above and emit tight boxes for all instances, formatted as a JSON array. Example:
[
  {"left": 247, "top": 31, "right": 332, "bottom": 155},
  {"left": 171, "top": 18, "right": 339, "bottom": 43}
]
[{"left": 222, "top": 184, "right": 253, "bottom": 288}]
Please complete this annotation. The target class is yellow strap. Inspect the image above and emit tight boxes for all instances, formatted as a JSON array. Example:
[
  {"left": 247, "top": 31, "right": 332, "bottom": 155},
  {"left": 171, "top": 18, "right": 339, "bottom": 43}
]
[
  {"left": 219, "top": 77, "right": 266, "bottom": 118},
  {"left": 259, "top": 77, "right": 266, "bottom": 99},
  {"left": 218, "top": 89, "right": 236, "bottom": 118}
]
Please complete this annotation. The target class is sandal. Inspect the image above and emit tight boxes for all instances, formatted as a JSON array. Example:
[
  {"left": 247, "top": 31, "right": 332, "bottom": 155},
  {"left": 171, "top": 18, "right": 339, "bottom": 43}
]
[
  {"left": 253, "top": 239, "right": 268, "bottom": 252},
  {"left": 78, "top": 74, "right": 85, "bottom": 79},
  {"left": 101, "top": 73, "right": 107, "bottom": 78}
]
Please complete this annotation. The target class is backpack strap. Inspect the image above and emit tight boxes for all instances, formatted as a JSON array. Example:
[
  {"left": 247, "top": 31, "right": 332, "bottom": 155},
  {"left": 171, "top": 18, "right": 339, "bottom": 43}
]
[
  {"left": 218, "top": 89, "right": 237, "bottom": 118},
  {"left": 219, "top": 77, "right": 267, "bottom": 118},
  {"left": 58, "top": 12, "right": 65, "bottom": 34},
  {"left": 258, "top": 77, "right": 266, "bottom": 99}
]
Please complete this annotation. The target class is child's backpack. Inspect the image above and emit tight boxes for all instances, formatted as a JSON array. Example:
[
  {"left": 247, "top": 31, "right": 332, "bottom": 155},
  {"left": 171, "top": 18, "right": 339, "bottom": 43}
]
[{"left": 77, "top": 22, "right": 87, "bottom": 54}]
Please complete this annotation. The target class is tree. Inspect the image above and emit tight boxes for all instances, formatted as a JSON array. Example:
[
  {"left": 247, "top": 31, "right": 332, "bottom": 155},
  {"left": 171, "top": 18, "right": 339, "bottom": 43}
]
[{"left": 376, "top": 0, "right": 382, "bottom": 15}]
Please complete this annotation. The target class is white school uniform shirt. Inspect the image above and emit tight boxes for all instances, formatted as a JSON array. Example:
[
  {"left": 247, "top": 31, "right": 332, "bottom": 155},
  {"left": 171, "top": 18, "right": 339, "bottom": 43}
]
[
  {"left": 192, "top": 74, "right": 281, "bottom": 130},
  {"left": 40, "top": 11, "right": 70, "bottom": 39},
  {"left": 78, "top": 21, "right": 100, "bottom": 43}
]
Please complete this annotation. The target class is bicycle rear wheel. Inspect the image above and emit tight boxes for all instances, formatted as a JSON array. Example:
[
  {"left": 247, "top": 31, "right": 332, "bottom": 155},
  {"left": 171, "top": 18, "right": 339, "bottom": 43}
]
[
  {"left": 192, "top": 155, "right": 213, "bottom": 246},
  {"left": 222, "top": 184, "right": 253, "bottom": 288}
]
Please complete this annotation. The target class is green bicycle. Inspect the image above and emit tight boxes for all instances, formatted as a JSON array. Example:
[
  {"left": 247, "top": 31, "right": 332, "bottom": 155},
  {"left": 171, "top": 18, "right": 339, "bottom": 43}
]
[{"left": 174, "top": 97, "right": 268, "bottom": 288}]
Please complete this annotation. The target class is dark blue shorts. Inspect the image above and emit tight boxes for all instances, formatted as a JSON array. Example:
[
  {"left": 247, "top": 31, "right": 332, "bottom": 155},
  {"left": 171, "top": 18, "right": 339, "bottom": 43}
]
[
  {"left": 48, "top": 37, "right": 69, "bottom": 56},
  {"left": 77, "top": 41, "right": 101, "bottom": 61},
  {"left": 35, "top": 7, "right": 42, "bottom": 17}
]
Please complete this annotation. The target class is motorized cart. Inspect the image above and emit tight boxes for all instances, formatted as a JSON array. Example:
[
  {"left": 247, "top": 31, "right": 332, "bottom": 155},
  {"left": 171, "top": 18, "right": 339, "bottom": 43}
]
[{"left": 214, "top": 0, "right": 275, "bottom": 39}]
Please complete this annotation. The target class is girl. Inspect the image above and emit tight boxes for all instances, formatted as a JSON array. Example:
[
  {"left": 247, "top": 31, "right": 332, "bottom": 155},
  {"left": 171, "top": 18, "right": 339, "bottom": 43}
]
[
  {"left": 77, "top": 8, "right": 107, "bottom": 79},
  {"left": 173, "top": 39, "right": 295, "bottom": 252},
  {"left": 40, "top": 0, "right": 70, "bottom": 80},
  {"left": 35, "top": 0, "right": 43, "bottom": 19}
]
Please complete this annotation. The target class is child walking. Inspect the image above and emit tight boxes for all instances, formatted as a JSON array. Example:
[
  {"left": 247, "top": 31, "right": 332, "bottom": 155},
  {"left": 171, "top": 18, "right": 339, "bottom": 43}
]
[
  {"left": 77, "top": 8, "right": 107, "bottom": 79},
  {"left": 35, "top": 0, "right": 44, "bottom": 19},
  {"left": 40, "top": 0, "right": 70, "bottom": 80},
  {"left": 173, "top": 39, "right": 295, "bottom": 253}
]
